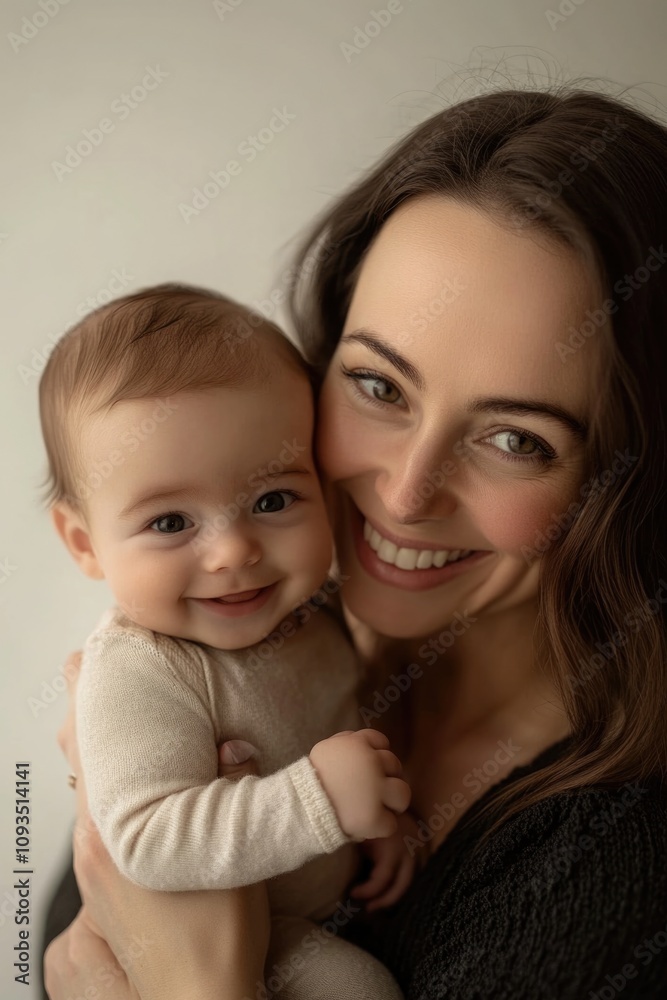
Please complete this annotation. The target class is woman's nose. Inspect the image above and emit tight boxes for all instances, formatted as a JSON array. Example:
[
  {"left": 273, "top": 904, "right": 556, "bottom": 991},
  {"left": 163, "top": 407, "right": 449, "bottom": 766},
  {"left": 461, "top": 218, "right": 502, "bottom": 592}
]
[{"left": 375, "top": 445, "right": 459, "bottom": 522}]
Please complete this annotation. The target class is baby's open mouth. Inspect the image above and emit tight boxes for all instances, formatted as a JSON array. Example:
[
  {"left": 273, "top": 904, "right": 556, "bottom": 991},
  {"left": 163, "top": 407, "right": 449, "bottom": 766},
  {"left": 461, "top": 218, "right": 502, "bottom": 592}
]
[{"left": 210, "top": 588, "right": 263, "bottom": 604}]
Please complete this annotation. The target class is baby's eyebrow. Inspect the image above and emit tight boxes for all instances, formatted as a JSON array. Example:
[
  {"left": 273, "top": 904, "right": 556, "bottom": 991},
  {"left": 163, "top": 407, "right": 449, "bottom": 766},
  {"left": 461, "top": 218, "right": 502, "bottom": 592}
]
[
  {"left": 260, "top": 468, "right": 312, "bottom": 481},
  {"left": 118, "top": 469, "right": 312, "bottom": 520},
  {"left": 118, "top": 487, "right": 200, "bottom": 520}
]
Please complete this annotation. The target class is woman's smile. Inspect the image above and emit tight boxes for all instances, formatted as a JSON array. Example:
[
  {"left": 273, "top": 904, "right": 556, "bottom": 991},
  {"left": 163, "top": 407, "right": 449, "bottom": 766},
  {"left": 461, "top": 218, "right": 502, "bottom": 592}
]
[{"left": 349, "top": 497, "right": 494, "bottom": 591}]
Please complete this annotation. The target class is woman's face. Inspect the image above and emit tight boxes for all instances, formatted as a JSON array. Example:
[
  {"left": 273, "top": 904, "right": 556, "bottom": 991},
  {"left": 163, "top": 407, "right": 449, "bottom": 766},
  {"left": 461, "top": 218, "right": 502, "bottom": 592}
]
[{"left": 317, "top": 195, "right": 603, "bottom": 639}]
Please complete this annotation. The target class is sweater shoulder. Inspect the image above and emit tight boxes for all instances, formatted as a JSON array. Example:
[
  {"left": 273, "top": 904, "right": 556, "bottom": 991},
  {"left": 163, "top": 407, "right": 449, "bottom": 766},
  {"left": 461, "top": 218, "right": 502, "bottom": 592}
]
[
  {"left": 83, "top": 605, "right": 212, "bottom": 702},
  {"left": 469, "top": 777, "right": 667, "bottom": 902},
  {"left": 361, "top": 777, "right": 667, "bottom": 999}
]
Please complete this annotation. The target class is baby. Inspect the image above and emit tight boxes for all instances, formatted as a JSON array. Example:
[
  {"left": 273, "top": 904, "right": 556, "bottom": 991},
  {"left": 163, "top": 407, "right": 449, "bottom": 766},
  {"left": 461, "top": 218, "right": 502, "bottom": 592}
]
[{"left": 39, "top": 282, "right": 414, "bottom": 999}]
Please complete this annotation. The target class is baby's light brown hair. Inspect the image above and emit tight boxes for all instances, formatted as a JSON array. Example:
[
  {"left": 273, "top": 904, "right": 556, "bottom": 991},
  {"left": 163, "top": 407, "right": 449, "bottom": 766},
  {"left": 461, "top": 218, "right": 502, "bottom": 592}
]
[{"left": 38, "top": 282, "right": 314, "bottom": 521}]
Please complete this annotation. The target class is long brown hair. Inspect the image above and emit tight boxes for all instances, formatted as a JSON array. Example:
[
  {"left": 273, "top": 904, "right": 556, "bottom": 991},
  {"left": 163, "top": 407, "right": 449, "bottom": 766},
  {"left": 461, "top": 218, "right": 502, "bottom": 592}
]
[{"left": 286, "top": 85, "right": 667, "bottom": 839}]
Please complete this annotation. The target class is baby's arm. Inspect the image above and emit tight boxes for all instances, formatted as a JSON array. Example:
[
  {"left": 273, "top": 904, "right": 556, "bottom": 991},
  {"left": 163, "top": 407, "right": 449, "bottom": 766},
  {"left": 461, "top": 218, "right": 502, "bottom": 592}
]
[{"left": 77, "top": 628, "right": 408, "bottom": 892}]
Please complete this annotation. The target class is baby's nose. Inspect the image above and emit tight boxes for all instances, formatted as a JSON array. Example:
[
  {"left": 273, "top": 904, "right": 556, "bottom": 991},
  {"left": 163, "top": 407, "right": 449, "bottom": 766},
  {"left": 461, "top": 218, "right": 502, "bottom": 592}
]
[{"left": 195, "top": 524, "right": 262, "bottom": 571}]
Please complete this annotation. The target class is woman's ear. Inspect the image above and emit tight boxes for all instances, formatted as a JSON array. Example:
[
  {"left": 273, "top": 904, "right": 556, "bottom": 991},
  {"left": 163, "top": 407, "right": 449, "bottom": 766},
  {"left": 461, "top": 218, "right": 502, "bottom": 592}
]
[{"left": 51, "top": 503, "right": 105, "bottom": 581}]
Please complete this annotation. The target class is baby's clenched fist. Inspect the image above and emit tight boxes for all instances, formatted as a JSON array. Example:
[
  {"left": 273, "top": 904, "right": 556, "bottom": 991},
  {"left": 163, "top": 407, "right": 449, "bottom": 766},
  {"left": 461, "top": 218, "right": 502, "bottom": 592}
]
[{"left": 309, "top": 729, "right": 411, "bottom": 842}]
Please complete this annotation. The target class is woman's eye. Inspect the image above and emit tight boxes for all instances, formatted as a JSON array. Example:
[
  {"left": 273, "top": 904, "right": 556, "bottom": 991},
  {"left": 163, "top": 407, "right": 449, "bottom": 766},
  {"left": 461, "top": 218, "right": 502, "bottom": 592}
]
[
  {"left": 485, "top": 430, "right": 556, "bottom": 462},
  {"left": 364, "top": 378, "right": 402, "bottom": 404},
  {"left": 340, "top": 365, "right": 404, "bottom": 408},
  {"left": 253, "top": 490, "right": 300, "bottom": 514},
  {"left": 493, "top": 431, "right": 539, "bottom": 455},
  {"left": 149, "top": 513, "right": 194, "bottom": 534}
]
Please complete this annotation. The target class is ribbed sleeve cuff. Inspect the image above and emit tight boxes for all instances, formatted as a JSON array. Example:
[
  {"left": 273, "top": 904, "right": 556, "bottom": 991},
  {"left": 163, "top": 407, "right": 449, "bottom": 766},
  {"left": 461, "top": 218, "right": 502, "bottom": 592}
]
[{"left": 286, "top": 756, "right": 352, "bottom": 854}]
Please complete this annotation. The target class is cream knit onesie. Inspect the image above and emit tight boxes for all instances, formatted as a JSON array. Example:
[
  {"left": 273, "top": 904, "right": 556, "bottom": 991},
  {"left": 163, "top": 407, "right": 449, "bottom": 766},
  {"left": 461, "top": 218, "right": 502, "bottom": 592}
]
[{"left": 77, "top": 592, "right": 404, "bottom": 999}]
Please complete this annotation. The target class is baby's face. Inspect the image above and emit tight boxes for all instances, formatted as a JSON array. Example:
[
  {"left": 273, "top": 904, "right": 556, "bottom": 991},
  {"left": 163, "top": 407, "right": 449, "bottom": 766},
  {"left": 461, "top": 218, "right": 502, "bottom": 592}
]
[{"left": 75, "top": 367, "right": 334, "bottom": 649}]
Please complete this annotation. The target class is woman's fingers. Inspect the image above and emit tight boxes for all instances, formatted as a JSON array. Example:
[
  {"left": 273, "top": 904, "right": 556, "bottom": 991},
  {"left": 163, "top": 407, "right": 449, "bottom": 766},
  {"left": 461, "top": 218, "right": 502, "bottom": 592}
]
[
  {"left": 217, "top": 739, "right": 260, "bottom": 779},
  {"left": 56, "top": 650, "right": 83, "bottom": 766},
  {"left": 44, "top": 908, "right": 137, "bottom": 1000}
]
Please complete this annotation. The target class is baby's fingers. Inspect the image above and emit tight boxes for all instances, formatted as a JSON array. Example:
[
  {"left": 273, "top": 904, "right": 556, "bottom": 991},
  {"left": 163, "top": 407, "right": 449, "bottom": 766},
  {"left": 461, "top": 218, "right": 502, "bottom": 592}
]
[
  {"left": 365, "top": 854, "right": 416, "bottom": 913},
  {"left": 381, "top": 776, "right": 412, "bottom": 814},
  {"left": 376, "top": 748, "right": 403, "bottom": 778},
  {"left": 350, "top": 855, "right": 398, "bottom": 901}
]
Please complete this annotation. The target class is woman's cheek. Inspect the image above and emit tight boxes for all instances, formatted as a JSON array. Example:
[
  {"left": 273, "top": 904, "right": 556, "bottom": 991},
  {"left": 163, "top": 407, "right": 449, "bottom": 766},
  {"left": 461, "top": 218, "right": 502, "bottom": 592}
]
[
  {"left": 316, "top": 394, "right": 371, "bottom": 482},
  {"left": 472, "top": 479, "right": 574, "bottom": 554}
]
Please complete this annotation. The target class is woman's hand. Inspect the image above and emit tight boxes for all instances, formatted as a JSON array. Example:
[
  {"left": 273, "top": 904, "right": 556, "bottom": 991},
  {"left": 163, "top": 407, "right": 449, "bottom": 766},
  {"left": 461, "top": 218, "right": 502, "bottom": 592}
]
[
  {"left": 44, "top": 652, "right": 270, "bottom": 1000},
  {"left": 45, "top": 907, "right": 142, "bottom": 1000}
]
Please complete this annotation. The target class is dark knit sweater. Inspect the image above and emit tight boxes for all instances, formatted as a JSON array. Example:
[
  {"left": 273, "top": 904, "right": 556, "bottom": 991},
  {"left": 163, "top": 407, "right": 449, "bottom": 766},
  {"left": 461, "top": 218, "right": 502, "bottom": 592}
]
[{"left": 343, "top": 738, "right": 667, "bottom": 999}]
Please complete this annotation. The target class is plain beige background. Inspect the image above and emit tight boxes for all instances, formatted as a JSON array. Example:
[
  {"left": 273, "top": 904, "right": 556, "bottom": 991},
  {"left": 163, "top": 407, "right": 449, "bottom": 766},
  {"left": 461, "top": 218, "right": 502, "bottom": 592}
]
[{"left": 0, "top": 0, "right": 665, "bottom": 995}]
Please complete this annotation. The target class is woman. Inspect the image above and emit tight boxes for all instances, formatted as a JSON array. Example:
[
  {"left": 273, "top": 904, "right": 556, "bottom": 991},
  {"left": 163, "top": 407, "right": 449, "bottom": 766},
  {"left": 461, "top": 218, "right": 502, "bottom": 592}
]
[{"left": 44, "top": 85, "right": 667, "bottom": 998}]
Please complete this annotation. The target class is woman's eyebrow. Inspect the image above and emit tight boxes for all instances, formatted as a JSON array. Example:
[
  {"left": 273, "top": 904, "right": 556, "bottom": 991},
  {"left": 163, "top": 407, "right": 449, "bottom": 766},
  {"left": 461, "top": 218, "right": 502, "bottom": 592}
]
[
  {"left": 341, "top": 330, "right": 426, "bottom": 390},
  {"left": 468, "top": 397, "right": 588, "bottom": 440},
  {"left": 341, "top": 329, "right": 587, "bottom": 439}
]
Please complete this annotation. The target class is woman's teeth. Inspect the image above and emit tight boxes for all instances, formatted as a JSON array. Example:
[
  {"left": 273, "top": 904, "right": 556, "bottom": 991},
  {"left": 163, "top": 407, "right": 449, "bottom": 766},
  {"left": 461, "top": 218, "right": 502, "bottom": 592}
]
[{"left": 363, "top": 519, "right": 471, "bottom": 570}]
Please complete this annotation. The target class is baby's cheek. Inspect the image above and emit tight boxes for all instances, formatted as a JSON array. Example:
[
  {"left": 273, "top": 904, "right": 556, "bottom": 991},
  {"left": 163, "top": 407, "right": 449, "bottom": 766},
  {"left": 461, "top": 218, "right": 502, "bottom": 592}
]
[
  {"left": 474, "top": 482, "right": 575, "bottom": 554},
  {"left": 107, "top": 552, "right": 177, "bottom": 616}
]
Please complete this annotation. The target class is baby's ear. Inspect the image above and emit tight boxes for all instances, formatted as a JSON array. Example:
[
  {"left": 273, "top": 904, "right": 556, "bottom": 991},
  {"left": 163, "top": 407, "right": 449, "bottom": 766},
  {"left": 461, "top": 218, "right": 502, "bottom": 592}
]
[{"left": 51, "top": 502, "right": 105, "bottom": 581}]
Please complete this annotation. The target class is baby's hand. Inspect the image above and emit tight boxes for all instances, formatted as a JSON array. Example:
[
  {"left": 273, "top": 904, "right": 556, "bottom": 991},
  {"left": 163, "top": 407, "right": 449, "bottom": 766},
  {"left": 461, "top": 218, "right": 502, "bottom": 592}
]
[
  {"left": 350, "top": 811, "right": 422, "bottom": 912},
  {"left": 309, "top": 729, "right": 411, "bottom": 842}
]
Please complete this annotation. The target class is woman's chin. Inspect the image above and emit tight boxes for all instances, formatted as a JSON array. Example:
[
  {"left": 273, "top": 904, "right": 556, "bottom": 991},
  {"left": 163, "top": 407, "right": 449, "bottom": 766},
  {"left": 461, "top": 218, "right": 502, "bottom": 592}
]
[{"left": 340, "top": 574, "right": 446, "bottom": 640}]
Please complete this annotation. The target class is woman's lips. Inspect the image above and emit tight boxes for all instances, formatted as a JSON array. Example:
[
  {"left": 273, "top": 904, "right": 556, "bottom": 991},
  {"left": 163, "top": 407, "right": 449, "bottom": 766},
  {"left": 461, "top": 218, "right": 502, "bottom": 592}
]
[
  {"left": 348, "top": 500, "right": 492, "bottom": 591},
  {"left": 192, "top": 583, "right": 277, "bottom": 618}
]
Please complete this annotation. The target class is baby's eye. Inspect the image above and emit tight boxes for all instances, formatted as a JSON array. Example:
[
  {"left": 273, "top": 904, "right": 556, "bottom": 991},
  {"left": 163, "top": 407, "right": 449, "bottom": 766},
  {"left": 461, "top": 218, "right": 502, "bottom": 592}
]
[
  {"left": 149, "top": 513, "right": 194, "bottom": 534},
  {"left": 254, "top": 491, "right": 300, "bottom": 514}
]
